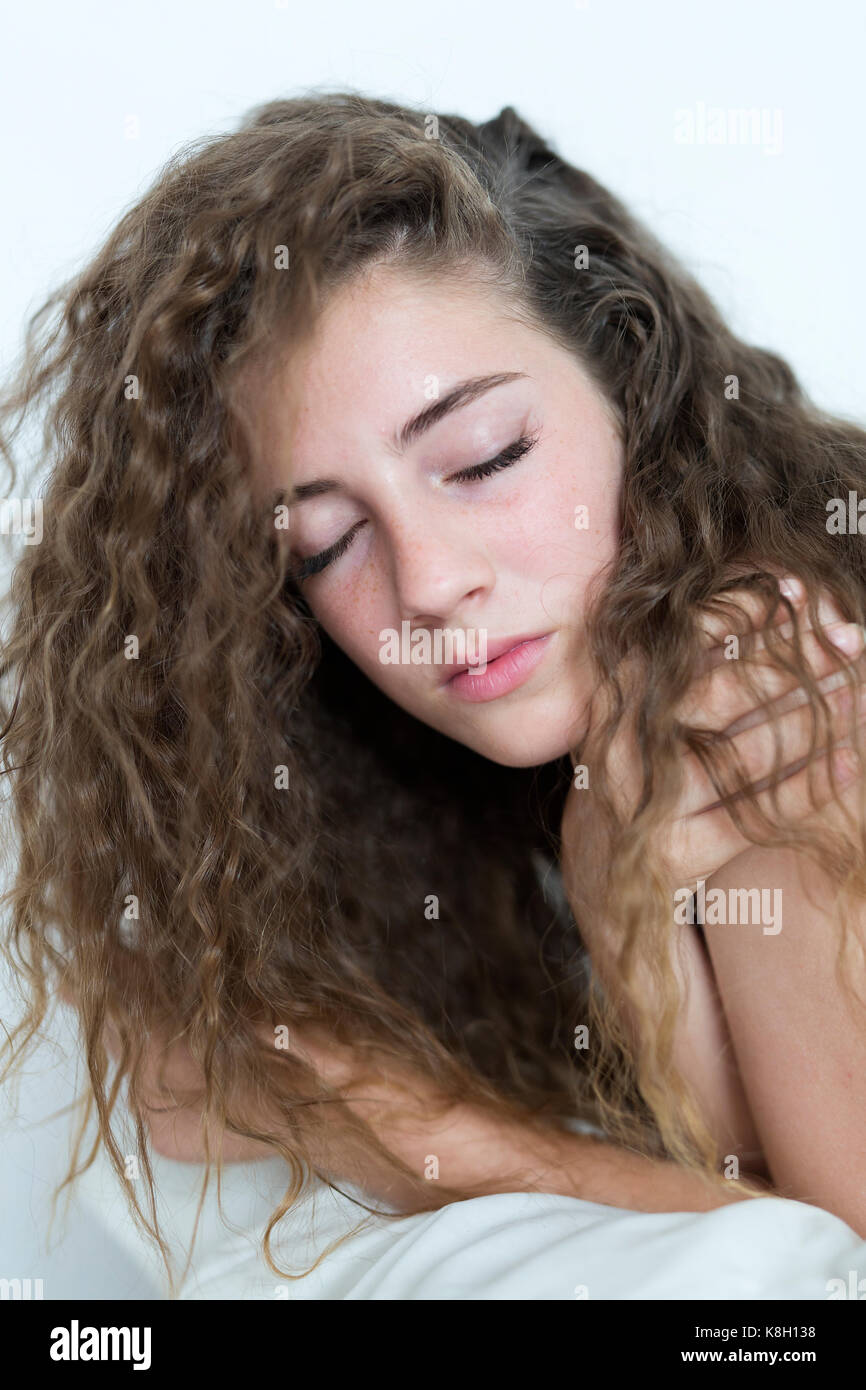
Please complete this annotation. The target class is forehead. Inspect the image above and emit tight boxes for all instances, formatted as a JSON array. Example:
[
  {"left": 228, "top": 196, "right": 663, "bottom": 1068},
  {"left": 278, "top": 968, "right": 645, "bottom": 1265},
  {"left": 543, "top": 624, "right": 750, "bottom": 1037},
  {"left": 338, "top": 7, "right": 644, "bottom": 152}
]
[
  {"left": 249, "top": 266, "right": 540, "bottom": 459},
  {"left": 295, "top": 263, "right": 519, "bottom": 371}
]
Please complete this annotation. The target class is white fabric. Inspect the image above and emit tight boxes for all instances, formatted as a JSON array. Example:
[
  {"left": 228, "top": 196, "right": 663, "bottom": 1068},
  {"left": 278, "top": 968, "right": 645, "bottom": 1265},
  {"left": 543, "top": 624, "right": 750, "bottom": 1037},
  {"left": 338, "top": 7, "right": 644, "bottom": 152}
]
[
  {"left": 73, "top": 1142, "right": 866, "bottom": 1300},
  {"left": 5, "top": 987, "right": 865, "bottom": 1299}
]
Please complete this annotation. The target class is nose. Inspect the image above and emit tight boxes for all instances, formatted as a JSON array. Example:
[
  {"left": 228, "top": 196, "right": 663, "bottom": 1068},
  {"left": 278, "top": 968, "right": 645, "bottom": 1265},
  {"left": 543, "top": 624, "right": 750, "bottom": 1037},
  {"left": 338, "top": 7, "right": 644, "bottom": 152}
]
[{"left": 390, "top": 519, "right": 494, "bottom": 624}]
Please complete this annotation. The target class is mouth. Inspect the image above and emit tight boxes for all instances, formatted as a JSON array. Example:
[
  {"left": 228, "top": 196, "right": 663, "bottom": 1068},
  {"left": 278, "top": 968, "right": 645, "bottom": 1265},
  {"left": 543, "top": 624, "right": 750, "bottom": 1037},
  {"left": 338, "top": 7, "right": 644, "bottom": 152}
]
[{"left": 442, "top": 632, "right": 555, "bottom": 703}]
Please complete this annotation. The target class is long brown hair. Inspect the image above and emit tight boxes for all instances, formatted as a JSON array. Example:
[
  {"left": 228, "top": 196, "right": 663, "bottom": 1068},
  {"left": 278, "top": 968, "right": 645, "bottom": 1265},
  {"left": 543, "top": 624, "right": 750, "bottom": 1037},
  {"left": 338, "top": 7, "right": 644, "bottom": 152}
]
[{"left": 2, "top": 90, "right": 865, "bottom": 1293}]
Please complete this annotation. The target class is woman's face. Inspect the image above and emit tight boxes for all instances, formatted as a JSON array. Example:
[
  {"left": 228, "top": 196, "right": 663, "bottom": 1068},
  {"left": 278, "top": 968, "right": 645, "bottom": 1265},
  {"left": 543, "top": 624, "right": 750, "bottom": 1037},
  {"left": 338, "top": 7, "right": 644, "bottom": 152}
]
[{"left": 253, "top": 265, "right": 624, "bottom": 767}]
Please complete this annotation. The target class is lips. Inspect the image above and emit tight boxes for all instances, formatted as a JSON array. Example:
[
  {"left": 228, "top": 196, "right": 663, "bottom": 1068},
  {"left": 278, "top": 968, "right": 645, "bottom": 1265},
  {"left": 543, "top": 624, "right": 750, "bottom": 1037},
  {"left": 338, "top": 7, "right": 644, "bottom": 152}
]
[
  {"left": 441, "top": 632, "right": 551, "bottom": 684},
  {"left": 444, "top": 632, "right": 555, "bottom": 703}
]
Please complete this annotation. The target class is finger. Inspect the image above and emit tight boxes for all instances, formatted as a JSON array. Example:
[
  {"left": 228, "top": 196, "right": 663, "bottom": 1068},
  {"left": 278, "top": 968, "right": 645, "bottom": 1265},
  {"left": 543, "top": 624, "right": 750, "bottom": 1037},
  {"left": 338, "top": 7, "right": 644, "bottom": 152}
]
[
  {"left": 694, "top": 575, "right": 848, "bottom": 653},
  {"left": 703, "top": 600, "right": 853, "bottom": 671},
  {"left": 677, "top": 673, "right": 866, "bottom": 817},
  {"left": 724, "top": 650, "right": 866, "bottom": 737},
  {"left": 677, "top": 621, "right": 866, "bottom": 730},
  {"left": 795, "top": 764, "right": 866, "bottom": 844},
  {"left": 675, "top": 736, "right": 863, "bottom": 876},
  {"left": 693, "top": 575, "right": 808, "bottom": 650}
]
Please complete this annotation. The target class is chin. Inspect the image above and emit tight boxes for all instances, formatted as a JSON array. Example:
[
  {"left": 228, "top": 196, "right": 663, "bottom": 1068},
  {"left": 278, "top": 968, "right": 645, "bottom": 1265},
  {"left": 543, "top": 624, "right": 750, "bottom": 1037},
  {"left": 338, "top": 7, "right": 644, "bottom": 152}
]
[{"left": 451, "top": 722, "right": 579, "bottom": 769}]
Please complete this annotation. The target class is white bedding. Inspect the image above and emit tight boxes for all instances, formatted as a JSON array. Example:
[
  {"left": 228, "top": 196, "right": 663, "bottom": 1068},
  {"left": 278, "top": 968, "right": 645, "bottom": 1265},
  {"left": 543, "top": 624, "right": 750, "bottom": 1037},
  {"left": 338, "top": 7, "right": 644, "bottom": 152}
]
[
  {"left": 72, "top": 1144, "right": 866, "bottom": 1300},
  {"left": 4, "top": 994, "right": 864, "bottom": 1300}
]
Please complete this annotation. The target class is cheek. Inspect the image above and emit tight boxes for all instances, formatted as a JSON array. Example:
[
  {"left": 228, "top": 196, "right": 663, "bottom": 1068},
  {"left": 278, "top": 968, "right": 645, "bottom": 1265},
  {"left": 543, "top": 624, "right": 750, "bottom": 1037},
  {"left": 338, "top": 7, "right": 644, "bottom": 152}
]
[
  {"left": 498, "top": 466, "right": 620, "bottom": 616},
  {"left": 311, "top": 587, "right": 397, "bottom": 685}
]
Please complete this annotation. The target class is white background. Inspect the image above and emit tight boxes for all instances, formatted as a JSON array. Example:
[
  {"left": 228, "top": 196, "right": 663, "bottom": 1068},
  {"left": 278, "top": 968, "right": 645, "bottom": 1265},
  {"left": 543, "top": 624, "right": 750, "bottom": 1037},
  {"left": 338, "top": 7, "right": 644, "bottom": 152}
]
[
  {"left": 3, "top": 0, "right": 864, "bottom": 420},
  {"left": 1, "top": 0, "right": 864, "bottom": 1297}
]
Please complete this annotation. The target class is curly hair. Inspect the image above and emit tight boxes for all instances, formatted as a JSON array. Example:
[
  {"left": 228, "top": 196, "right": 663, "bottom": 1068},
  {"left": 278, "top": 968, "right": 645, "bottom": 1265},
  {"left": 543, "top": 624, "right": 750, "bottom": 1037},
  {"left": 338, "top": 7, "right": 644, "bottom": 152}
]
[{"left": 2, "top": 89, "right": 866, "bottom": 1294}]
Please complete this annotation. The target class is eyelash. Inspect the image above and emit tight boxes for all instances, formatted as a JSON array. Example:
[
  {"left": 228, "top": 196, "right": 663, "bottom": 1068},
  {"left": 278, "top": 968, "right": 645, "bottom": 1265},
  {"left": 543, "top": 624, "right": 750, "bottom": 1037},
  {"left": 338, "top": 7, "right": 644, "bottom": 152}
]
[
  {"left": 293, "top": 430, "right": 540, "bottom": 581},
  {"left": 294, "top": 520, "right": 366, "bottom": 580},
  {"left": 448, "top": 429, "right": 540, "bottom": 484}
]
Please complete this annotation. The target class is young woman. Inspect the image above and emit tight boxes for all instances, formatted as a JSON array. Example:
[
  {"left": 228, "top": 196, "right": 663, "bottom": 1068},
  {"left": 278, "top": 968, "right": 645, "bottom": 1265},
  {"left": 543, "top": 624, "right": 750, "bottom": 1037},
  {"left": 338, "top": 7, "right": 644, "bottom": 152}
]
[{"left": 2, "top": 91, "right": 865, "bottom": 1293}]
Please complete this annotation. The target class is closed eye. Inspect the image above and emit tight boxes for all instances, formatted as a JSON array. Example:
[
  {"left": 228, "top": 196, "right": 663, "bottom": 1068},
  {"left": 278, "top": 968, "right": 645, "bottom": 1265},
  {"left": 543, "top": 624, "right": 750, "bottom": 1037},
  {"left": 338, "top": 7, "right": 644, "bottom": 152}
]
[
  {"left": 292, "top": 430, "right": 540, "bottom": 581},
  {"left": 291, "top": 519, "right": 368, "bottom": 581},
  {"left": 444, "top": 429, "right": 540, "bottom": 484}
]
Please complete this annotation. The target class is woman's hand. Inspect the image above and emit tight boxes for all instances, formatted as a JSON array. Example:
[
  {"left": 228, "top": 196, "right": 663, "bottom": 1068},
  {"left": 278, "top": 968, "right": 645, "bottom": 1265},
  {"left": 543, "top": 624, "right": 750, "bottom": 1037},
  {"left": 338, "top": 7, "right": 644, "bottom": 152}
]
[
  {"left": 57, "top": 986, "right": 279, "bottom": 1162},
  {"left": 561, "top": 575, "right": 865, "bottom": 902},
  {"left": 58, "top": 989, "right": 763, "bottom": 1216},
  {"left": 559, "top": 574, "right": 866, "bottom": 1171}
]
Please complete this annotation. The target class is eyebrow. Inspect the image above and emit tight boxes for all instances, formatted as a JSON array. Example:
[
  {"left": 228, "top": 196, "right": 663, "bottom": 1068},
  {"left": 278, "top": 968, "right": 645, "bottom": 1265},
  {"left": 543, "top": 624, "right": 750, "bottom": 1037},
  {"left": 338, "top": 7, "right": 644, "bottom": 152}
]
[{"left": 287, "top": 370, "right": 529, "bottom": 502}]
